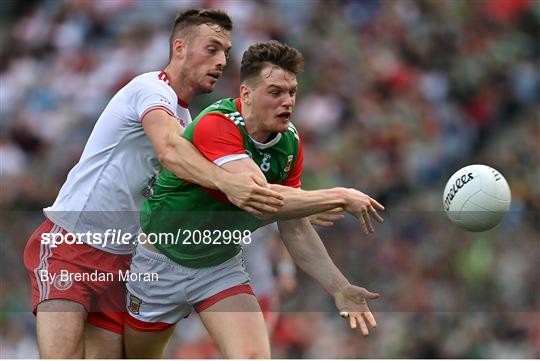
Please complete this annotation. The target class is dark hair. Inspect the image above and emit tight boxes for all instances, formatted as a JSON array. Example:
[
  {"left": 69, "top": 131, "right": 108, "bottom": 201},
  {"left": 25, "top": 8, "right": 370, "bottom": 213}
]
[
  {"left": 240, "top": 40, "right": 304, "bottom": 84},
  {"left": 169, "top": 9, "right": 233, "bottom": 59}
]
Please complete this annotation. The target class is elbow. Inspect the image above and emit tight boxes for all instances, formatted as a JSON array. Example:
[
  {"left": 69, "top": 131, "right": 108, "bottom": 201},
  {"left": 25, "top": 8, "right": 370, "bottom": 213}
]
[
  {"left": 158, "top": 147, "right": 175, "bottom": 169},
  {"left": 158, "top": 135, "right": 180, "bottom": 169}
]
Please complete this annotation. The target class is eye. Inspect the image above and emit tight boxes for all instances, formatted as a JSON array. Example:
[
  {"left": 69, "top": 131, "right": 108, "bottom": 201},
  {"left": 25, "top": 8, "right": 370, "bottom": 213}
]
[{"left": 207, "top": 47, "right": 217, "bottom": 54}]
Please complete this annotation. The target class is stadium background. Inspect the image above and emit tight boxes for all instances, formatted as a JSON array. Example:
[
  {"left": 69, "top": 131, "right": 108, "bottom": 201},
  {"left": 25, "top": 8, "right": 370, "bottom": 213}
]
[{"left": 1, "top": 0, "right": 538, "bottom": 358}]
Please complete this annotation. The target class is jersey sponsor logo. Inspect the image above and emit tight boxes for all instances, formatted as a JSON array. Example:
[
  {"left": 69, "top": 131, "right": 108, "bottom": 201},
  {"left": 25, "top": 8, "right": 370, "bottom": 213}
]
[
  {"left": 284, "top": 155, "right": 294, "bottom": 172},
  {"left": 54, "top": 276, "right": 73, "bottom": 291},
  {"left": 128, "top": 293, "right": 142, "bottom": 315}
]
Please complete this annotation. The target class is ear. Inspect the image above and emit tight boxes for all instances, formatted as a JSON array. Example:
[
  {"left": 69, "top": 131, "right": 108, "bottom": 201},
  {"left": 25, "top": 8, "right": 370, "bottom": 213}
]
[
  {"left": 240, "top": 83, "right": 252, "bottom": 105},
  {"left": 171, "top": 38, "right": 187, "bottom": 60}
]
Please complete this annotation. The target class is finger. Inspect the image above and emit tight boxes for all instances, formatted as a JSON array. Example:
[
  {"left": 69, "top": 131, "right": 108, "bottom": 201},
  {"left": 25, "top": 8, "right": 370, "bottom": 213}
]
[
  {"left": 249, "top": 175, "right": 284, "bottom": 199},
  {"left": 349, "top": 314, "right": 357, "bottom": 329},
  {"left": 358, "top": 214, "right": 369, "bottom": 235},
  {"left": 328, "top": 207, "right": 344, "bottom": 213},
  {"left": 357, "top": 315, "right": 369, "bottom": 336},
  {"left": 250, "top": 186, "right": 285, "bottom": 205},
  {"left": 247, "top": 193, "right": 284, "bottom": 207},
  {"left": 257, "top": 195, "right": 284, "bottom": 207},
  {"left": 365, "top": 312, "right": 377, "bottom": 328},
  {"left": 247, "top": 202, "right": 279, "bottom": 213},
  {"left": 319, "top": 214, "right": 345, "bottom": 222},
  {"left": 370, "top": 198, "right": 385, "bottom": 211},
  {"left": 363, "top": 289, "right": 380, "bottom": 300},
  {"left": 362, "top": 209, "right": 374, "bottom": 233},
  {"left": 368, "top": 205, "right": 384, "bottom": 223},
  {"left": 243, "top": 206, "right": 263, "bottom": 218}
]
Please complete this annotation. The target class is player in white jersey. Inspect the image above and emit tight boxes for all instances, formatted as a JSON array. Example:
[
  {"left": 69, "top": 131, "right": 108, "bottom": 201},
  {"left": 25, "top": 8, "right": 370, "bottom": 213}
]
[{"left": 23, "top": 9, "right": 284, "bottom": 358}]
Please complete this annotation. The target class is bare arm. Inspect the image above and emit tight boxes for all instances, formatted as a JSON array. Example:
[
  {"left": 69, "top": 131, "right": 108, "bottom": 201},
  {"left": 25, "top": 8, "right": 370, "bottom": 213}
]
[
  {"left": 277, "top": 218, "right": 379, "bottom": 335},
  {"left": 277, "top": 218, "right": 349, "bottom": 295},
  {"left": 268, "top": 185, "right": 348, "bottom": 220},
  {"left": 268, "top": 184, "right": 385, "bottom": 235},
  {"left": 222, "top": 157, "right": 384, "bottom": 234},
  {"left": 142, "top": 110, "right": 283, "bottom": 215}
]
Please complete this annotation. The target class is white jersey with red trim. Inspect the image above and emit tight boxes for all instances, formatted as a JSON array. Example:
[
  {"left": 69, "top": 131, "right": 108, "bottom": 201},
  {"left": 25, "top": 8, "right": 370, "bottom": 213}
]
[{"left": 44, "top": 71, "right": 191, "bottom": 254}]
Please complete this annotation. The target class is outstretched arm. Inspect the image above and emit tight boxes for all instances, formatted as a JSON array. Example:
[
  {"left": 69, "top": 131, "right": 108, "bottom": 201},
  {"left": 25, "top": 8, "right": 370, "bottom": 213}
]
[
  {"left": 142, "top": 109, "right": 284, "bottom": 216},
  {"left": 268, "top": 184, "right": 384, "bottom": 234},
  {"left": 277, "top": 218, "right": 349, "bottom": 294},
  {"left": 277, "top": 218, "right": 379, "bottom": 335},
  {"left": 222, "top": 158, "right": 384, "bottom": 234},
  {"left": 173, "top": 109, "right": 383, "bottom": 226}
]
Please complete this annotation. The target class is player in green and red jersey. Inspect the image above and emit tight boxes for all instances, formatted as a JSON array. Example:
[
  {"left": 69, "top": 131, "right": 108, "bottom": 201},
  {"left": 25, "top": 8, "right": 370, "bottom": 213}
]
[
  {"left": 124, "top": 41, "right": 385, "bottom": 358},
  {"left": 138, "top": 96, "right": 302, "bottom": 268}
]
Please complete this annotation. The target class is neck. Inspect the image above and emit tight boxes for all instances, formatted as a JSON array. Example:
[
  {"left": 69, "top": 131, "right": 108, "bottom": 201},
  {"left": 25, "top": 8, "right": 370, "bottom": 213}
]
[
  {"left": 165, "top": 63, "right": 195, "bottom": 103},
  {"left": 241, "top": 100, "right": 273, "bottom": 143}
]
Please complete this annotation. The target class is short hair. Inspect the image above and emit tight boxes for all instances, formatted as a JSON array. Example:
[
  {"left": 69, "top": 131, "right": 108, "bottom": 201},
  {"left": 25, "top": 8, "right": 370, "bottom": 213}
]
[
  {"left": 169, "top": 9, "right": 233, "bottom": 60},
  {"left": 240, "top": 40, "right": 304, "bottom": 85}
]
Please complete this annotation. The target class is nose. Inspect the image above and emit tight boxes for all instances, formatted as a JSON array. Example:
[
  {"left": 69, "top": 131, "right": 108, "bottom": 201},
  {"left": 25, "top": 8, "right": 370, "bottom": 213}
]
[
  {"left": 216, "top": 51, "right": 227, "bottom": 70},
  {"left": 283, "top": 93, "right": 294, "bottom": 108}
]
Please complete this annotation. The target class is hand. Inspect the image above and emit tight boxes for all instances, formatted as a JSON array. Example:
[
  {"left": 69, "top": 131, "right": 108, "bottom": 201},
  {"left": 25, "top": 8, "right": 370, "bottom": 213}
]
[
  {"left": 341, "top": 188, "right": 384, "bottom": 235},
  {"left": 217, "top": 172, "right": 284, "bottom": 217},
  {"left": 309, "top": 207, "right": 345, "bottom": 227},
  {"left": 334, "top": 284, "right": 379, "bottom": 336}
]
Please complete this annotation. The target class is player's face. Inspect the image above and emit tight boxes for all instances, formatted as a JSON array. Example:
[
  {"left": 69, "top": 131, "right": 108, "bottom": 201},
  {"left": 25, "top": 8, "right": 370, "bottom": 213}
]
[
  {"left": 183, "top": 24, "right": 232, "bottom": 94},
  {"left": 251, "top": 66, "right": 297, "bottom": 134}
]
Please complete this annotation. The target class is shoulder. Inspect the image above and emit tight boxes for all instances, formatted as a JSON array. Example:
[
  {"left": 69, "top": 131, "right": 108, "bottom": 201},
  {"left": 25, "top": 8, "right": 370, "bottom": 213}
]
[
  {"left": 283, "top": 122, "right": 301, "bottom": 142},
  {"left": 193, "top": 111, "right": 238, "bottom": 131}
]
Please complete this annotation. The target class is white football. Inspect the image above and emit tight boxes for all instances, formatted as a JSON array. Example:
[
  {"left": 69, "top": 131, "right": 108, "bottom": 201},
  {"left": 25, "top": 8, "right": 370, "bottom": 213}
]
[{"left": 443, "top": 164, "right": 511, "bottom": 232}]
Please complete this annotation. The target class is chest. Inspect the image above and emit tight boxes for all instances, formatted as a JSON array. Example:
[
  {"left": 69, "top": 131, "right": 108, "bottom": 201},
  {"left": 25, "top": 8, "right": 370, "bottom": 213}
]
[{"left": 243, "top": 141, "right": 295, "bottom": 184}]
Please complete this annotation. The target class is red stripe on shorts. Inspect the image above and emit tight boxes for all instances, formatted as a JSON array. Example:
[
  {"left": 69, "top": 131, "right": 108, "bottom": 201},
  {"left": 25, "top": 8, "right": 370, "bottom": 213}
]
[
  {"left": 194, "top": 284, "right": 254, "bottom": 313},
  {"left": 125, "top": 313, "right": 174, "bottom": 331}
]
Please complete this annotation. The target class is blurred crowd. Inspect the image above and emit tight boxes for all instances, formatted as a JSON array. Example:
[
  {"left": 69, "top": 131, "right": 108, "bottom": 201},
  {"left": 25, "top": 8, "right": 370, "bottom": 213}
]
[{"left": 1, "top": 0, "right": 539, "bottom": 358}]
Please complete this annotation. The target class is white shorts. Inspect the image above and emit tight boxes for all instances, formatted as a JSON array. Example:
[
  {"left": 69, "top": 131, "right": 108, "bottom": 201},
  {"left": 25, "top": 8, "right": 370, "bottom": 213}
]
[{"left": 125, "top": 243, "right": 253, "bottom": 331}]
